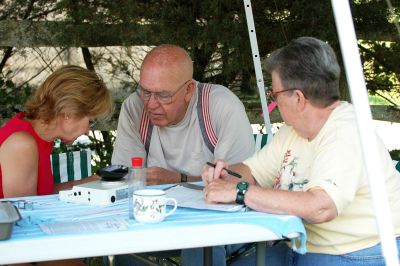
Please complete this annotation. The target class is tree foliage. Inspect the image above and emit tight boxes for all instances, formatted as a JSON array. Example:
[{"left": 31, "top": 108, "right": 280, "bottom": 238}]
[
  {"left": 1, "top": 1, "right": 398, "bottom": 97},
  {"left": 0, "top": 0, "right": 399, "bottom": 168}
]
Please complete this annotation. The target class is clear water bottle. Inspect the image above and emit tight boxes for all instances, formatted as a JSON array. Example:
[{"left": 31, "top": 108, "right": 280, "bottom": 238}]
[{"left": 128, "top": 157, "right": 146, "bottom": 220}]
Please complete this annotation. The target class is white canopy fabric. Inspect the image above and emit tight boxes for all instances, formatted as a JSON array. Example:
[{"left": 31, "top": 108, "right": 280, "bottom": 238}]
[{"left": 332, "top": 1, "right": 398, "bottom": 265}]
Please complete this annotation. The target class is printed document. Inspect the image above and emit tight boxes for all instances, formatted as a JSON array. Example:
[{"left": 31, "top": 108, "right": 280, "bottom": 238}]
[
  {"left": 40, "top": 219, "right": 128, "bottom": 234},
  {"left": 165, "top": 185, "right": 245, "bottom": 212}
]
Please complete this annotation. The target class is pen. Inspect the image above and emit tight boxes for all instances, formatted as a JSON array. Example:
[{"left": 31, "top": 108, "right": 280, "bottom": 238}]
[{"left": 206, "top": 162, "right": 242, "bottom": 178}]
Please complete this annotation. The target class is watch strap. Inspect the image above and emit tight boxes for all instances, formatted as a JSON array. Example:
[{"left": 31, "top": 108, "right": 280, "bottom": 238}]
[
  {"left": 235, "top": 182, "right": 249, "bottom": 205},
  {"left": 235, "top": 192, "right": 245, "bottom": 205}
]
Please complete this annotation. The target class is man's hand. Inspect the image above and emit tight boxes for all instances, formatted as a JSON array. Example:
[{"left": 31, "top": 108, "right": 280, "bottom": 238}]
[
  {"left": 146, "top": 166, "right": 180, "bottom": 185},
  {"left": 203, "top": 179, "right": 237, "bottom": 204}
]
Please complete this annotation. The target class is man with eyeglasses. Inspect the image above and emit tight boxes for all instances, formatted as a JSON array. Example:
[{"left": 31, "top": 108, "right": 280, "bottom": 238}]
[
  {"left": 112, "top": 44, "right": 254, "bottom": 185},
  {"left": 201, "top": 37, "right": 400, "bottom": 265},
  {"left": 111, "top": 44, "right": 255, "bottom": 265}
]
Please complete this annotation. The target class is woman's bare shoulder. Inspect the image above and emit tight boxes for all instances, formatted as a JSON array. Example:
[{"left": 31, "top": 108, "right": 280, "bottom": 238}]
[{"left": 1, "top": 131, "right": 38, "bottom": 155}]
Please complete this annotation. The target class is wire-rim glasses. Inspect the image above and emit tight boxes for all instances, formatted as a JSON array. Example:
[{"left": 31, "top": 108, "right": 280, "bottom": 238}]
[{"left": 137, "top": 79, "right": 191, "bottom": 104}]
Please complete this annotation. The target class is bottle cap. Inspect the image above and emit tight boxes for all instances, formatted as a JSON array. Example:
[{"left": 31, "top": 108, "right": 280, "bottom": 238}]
[{"left": 131, "top": 157, "right": 143, "bottom": 167}]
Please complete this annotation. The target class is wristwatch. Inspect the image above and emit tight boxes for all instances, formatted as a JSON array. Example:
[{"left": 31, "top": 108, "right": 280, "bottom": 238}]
[{"left": 235, "top": 181, "right": 249, "bottom": 205}]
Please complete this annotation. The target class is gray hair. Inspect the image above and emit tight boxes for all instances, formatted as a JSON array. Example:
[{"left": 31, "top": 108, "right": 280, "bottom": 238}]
[{"left": 265, "top": 37, "right": 341, "bottom": 107}]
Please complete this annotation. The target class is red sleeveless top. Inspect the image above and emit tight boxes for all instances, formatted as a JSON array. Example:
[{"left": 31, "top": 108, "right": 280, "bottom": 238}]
[{"left": 0, "top": 112, "right": 54, "bottom": 198}]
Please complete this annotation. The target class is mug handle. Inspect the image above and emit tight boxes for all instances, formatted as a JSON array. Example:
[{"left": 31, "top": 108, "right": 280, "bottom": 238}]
[{"left": 165, "top": 198, "right": 178, "bottom": 217}]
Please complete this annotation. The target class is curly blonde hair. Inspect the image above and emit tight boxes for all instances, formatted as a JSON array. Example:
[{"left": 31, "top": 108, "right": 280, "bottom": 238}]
[{"left": 25, "top": 65, "right": 113, "bottom": 123}]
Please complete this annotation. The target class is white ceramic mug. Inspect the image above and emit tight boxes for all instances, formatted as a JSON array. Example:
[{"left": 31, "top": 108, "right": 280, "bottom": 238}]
[{"left": 133, "top": 189, "right": 178, "bottom": 223}]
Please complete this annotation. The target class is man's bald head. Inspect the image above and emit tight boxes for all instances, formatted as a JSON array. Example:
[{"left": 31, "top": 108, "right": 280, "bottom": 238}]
[
  {"left": 138, "top": 44, "right": 196, "bottom": 127},
  {"left": 141, "top": 44, "right": 193, "bottom": 81}
]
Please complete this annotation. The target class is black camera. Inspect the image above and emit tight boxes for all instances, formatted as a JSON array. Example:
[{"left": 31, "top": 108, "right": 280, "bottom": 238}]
[{"left": 96, "top": 165, "right": 128, "bottom": 181}]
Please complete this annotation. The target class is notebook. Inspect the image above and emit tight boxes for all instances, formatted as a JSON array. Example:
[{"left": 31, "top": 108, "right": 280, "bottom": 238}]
[{"left": 164, "top": 184, "right": 246, "bottom": 212}]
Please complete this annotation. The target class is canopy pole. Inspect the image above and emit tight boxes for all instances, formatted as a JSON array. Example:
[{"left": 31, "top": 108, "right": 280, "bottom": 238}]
[
  {"left": 331, "top": 1, "right": 399, "bottom": 265},
  {"left": 243, "top": 0, "right": 273, "bottom": 139}
]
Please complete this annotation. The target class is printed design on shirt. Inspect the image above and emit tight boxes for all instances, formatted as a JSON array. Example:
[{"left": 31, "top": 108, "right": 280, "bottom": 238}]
[
  {"left": 323, "top": 179, "right": 337, "bottom": 187},
  {"left": 274, "top": 149, "right": 309, "bottom": 191}
]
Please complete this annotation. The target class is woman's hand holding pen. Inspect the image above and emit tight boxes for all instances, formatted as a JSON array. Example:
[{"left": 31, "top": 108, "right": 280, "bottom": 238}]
[
  {"left": 202, "top": 160, "right": 241, "bottom": 184},
  {"left": 202, "top": 160, "right": 254, "bottom": 204},
  {"left": 201, "top": 160, "right": 236, "bottom": 204},
  {"left": 201, "top": 160, "right": 225, "bottom": 184}
]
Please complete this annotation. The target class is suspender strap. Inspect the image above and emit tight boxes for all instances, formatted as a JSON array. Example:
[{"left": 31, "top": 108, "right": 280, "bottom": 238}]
[
  {"left": 139, "top": 110, "right": 153, "bottom": 154},
  {"left": 138, "top": 82, "right": 217, "bottom": 155},
  {"left": 197, "top": 83, "right": 218, "bottom": 153}
]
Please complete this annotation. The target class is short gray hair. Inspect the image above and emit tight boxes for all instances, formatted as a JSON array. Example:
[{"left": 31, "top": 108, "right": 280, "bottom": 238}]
[{"left": 265, "top": 37, "right": 340, "bottom": 108}]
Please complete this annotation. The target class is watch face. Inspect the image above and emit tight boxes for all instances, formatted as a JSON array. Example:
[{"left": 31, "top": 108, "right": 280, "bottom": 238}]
[{"left": 237, "top": 182, "right": 249, "bottom": 191}]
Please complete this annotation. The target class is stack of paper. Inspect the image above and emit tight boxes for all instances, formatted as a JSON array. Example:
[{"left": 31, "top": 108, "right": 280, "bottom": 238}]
[{"left": 165, "top": 185, "right": 246, "bottom": 212}]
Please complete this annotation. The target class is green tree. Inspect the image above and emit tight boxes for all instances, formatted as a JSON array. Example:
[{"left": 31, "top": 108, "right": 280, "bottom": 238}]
[{"left": 0, "top": 0, "right": 399, "bottom": 167}]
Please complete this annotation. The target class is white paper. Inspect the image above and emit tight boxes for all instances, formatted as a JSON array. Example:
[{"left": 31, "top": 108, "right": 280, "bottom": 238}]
[
  {"left": 39, "top": 219, "right": 129, "bottom": 234},
  {"left": 165, "top": 185, "right": 245, "bottom": 212}
]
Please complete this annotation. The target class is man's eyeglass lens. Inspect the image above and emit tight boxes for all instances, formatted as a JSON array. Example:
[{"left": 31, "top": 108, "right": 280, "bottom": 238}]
[
  {"left": 139, "top": 88, "right": 174, "bottom": 104},
  {"left": 138, "top": 80, "right": 190, "bottom": 104}
]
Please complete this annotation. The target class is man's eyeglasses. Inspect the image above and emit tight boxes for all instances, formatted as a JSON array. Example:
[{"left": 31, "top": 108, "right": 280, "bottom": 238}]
[
  {"left": 266, "top": 88, "right": 298, "bottom": 102},
  {"left": 137, "top": 79, "right": 191, "bottom": 104}
]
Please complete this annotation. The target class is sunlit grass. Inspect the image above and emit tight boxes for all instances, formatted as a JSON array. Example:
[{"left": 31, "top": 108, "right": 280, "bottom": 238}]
[
  {"left": 368, "top": 90, "right": 400, "bottom": 106},
  {"left": 369, "top": 95, "right": 393, "bottom": 105}
]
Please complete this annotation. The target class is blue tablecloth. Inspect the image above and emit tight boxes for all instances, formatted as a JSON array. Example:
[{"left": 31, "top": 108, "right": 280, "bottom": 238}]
[{"left": 7, "top": 193, "right": 307, "bottom": 254}]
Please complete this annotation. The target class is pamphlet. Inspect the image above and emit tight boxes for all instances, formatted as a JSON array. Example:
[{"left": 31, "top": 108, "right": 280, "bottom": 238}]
[
  {"left": 39, "top": 219, "right": 129, "bottom": 234},
  {"left": 165, "top": 185, "right": 246, "bottom": 212}
]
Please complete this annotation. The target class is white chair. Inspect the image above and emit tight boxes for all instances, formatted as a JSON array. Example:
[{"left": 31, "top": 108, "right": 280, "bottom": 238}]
[
  {"left": 254, "top": 133, "right": 269, "bottom": 151},
  {"left": 51, "top": 149, "right": 92, "bottom": 183},
  {"left": 393, "top": 160, "right": 400, "bottom": 173}
]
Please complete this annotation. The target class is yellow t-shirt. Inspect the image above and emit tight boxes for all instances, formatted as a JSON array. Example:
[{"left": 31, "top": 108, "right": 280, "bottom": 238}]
[{"left": 244, "top": 101, "right": 400, "bottom": 254}]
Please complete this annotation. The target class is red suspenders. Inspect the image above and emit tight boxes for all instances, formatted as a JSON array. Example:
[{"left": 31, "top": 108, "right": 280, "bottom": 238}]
[{"left": 139, "top": 82, "right": 217, "bottom": 155}]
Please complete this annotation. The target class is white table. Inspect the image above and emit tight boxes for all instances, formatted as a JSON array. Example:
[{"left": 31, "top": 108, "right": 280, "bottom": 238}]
[{"left": 0, "top": 194, "right": 306, "bottom": 265}]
